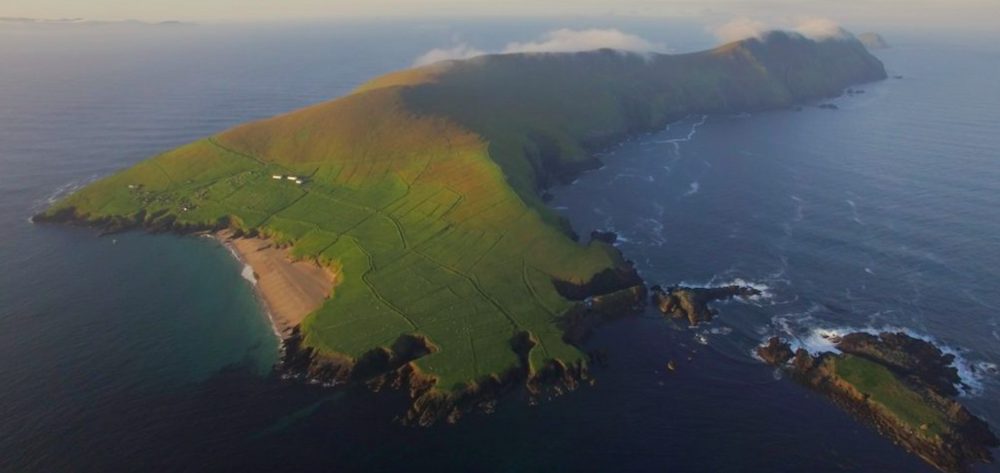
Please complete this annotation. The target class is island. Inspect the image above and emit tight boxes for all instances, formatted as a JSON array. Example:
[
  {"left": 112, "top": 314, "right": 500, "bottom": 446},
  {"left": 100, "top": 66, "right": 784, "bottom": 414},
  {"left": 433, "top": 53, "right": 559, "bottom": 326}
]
[
  {"left": 37, "top": 30, "right": 888, "bottom": 425},
  {"left": 758, "top": 333, "right": 998, "bottom": 472}
]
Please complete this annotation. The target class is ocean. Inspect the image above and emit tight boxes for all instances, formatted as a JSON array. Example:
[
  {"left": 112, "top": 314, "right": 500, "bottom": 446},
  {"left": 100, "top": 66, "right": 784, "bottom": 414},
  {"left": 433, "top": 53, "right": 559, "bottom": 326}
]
[{"left": 1, "top": 19, "right": 997, "bottom": 472}]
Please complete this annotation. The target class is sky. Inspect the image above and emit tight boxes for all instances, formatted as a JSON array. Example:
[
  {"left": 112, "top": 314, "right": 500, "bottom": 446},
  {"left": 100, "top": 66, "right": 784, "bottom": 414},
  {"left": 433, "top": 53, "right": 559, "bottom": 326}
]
[{"left": 3, "top": 0, "right": 999, "bottom": 31}]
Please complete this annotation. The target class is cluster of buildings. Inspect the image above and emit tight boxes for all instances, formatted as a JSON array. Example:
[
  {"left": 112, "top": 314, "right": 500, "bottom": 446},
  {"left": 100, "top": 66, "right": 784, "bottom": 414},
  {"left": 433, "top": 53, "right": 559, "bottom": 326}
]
[{"left": 272, "top": 174, "right": 304, "bottom": 185}]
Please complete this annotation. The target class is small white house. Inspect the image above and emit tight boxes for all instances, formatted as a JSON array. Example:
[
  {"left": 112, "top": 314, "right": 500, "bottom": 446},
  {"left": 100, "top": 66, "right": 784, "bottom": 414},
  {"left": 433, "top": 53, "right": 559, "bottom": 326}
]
[
  {"left": 295, "top": 179, "right": 303, "bottom": 185},
  {"left": 286, "top": 176, "right": 298, "bottom": 181},
  {"left": 272, "top": 175, "right": 283, "bottom": 180}
]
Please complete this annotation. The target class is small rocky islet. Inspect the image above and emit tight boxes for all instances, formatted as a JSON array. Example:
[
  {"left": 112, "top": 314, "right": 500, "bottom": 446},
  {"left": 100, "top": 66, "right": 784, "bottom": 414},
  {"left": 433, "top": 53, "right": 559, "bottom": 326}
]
[{"left": 757, "top": 333, "right": 998, "bottom": 472}]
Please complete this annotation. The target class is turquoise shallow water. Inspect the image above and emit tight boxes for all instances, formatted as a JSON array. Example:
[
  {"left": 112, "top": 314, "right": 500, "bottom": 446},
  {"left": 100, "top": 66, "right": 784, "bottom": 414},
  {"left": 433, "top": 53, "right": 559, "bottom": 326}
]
[{"left": 0, "top": 20, "right": 997, "bottom": 472}]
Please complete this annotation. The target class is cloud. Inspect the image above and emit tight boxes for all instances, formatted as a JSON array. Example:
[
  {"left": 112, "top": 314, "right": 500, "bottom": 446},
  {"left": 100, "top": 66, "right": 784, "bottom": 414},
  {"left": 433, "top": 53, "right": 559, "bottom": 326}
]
[
  {"left": 412, "top": 43, "right": 486, "bottom": 66},
  {"left": 709, "top": 18, "right": 769, "bottom": 43},
  {"left": 708, "top": 17, "right": 853, "bottom": 44},
  {"left": 501, "top": 28, "right": 664, "bottom": 54},
  {"left": 412, "top": 28, "right": 664, "bottom": 66},
  {"left": 793, "top": 17, "right": 852, "bottom": 40}
]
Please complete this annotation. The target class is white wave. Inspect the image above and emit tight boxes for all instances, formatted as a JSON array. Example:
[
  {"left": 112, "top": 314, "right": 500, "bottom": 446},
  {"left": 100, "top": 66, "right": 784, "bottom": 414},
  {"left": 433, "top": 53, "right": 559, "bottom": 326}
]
[
  {"left": 790, "top": 195, "right": 805, "bottom": 222},
  {"left": 864, "top": 267, "right": 875, "bottom": 275},
  {"left": 683, "top": 181, "right": 700, "bottom": 197},
  {"left": 221, "top": 243, "right": 258, "bottom": 286},
  {"left": 241, "top": 264, "right": 257, "bottom": 285},
  {"left": 653, "top": 115, "right": 708, "bottom": 154},
  {"left": 634, "top": 217, "right": 666, "bottom": 246},
  {"left": 709, "top": 326, "right": 733, "bottom": 336},
  {"left": 845, "top": 199, "right": 864, "bottom": 225},
  {"left": 610, "top": 172, "right": 656, "bottom": 184},
  {"left": 675, "top": 277, "right": 774, "bottom": 302}
]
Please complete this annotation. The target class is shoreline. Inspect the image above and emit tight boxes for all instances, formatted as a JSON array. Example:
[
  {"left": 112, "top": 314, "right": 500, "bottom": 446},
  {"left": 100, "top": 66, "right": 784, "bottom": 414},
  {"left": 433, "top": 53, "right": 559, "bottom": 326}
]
[{"left": 215, "top": 230, "right": 336, "bottom": 341}]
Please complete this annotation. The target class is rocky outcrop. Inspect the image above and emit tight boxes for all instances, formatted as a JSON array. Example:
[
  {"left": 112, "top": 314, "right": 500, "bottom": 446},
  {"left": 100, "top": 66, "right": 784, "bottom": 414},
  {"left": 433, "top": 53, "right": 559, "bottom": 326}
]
[
  {"left": 589, "top": 230, "right": 618, "bottom": 245},
  {"left": 834, "top": 331, "right": 966, "bottom": 396},
  {"left": 756, "top": 336, "right": 795, "bottom": 365},
  {"left": 650, "top": 284, "right": 760, "bottom": 326},
  {"left": 552, "top": 258, "right": 643, "bottom": 301},
  {"left": 757, "top": 334, "right": 998, "bottom": 473}
]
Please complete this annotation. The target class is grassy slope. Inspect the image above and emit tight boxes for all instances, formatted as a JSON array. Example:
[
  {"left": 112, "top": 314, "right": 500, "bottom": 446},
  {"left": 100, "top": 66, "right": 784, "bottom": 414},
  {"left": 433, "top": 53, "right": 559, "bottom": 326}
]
[
  {"left": 43, "top": 32, "right": 885, "bottom": 392},
  {"left": 833, "top": 355, "right": 948, "bottom": 437}
]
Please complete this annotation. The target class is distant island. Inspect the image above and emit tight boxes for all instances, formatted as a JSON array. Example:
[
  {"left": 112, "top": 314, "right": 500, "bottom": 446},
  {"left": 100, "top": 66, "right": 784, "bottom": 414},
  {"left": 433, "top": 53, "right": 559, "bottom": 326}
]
[{"left": 43, "top": 27, "right": 999, "bottom": 466}]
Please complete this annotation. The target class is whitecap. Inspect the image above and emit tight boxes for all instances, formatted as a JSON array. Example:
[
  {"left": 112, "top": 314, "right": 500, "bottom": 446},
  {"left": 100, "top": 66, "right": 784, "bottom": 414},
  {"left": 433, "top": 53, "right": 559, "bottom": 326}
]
[
  {"left": 682, "top": 181, "right": 700, "bottom": 197},
  {"left": 709, "top": 326, "right": 733, "bottom": 336},
  {"left": 845, "top": 199, "right": 864, "bottom": 225}
]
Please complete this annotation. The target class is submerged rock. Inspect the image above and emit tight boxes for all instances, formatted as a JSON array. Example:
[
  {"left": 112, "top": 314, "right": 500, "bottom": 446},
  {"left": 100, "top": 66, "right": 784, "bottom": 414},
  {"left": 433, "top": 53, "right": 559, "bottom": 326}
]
[
  {"left": 651, "top": 284, "right": 761, "bottom": 326},
  {"left": 756, "top": 333, "right": 999, "bottom": 473}
]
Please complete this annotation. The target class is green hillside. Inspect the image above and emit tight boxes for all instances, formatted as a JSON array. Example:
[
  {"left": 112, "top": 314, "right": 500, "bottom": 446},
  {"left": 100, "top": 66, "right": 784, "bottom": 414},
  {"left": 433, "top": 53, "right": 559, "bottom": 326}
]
[{"left": 40, "top": 31, "right": 886, "bottom": 409}]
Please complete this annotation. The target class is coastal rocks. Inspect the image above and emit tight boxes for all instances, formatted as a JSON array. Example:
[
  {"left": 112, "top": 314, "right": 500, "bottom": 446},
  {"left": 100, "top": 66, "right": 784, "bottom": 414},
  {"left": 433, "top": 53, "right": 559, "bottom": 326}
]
[
  {"left": 756, "top": 336, "right": 795, "bottom": 365},
  {"left": 756, "top": 334, "right": 999, "bottom": 473},
  {"left": 561, "top": 283, "right": 648, "bottom": 344},
  {"left": 650, "top": 284, "right": 761, "bottom": 326},
  {"left": 552, "top": 258, "right": 643, "bottom": 301},
  {"left": 589, "top": 229, "right": 618, "bottom": 245},
  {"left": 835, "top": 331, "right": 966, "bottom": 396}
]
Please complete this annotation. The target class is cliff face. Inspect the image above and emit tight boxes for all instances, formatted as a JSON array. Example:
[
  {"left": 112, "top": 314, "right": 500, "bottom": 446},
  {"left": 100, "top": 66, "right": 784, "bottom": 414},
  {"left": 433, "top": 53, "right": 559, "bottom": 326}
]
[{"left": 39, "top": 29, "right": 887, "bottom": 423}]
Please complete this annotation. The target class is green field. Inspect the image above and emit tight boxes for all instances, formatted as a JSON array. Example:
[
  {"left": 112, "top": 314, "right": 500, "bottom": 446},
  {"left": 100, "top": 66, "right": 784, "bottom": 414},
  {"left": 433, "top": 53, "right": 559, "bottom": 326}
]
[
  {"left": 43, "top": 32, "right": 886, "bottom": 393},
  {"left": 833, "top": 355, "right": 947, "bottom": 437}
]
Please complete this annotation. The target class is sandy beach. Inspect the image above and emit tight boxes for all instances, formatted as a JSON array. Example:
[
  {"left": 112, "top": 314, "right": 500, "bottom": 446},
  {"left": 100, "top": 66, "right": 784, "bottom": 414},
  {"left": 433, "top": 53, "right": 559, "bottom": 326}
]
[{"left": 217, "top": 230, "right": 337, "bottom": 338}]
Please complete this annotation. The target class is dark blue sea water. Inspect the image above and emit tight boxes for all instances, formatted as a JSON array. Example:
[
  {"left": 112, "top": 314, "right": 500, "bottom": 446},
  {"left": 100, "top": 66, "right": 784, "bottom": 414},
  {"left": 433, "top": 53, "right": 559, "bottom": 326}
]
[{"left": 1, "top": 20, "right": 998, "bottom": 472}]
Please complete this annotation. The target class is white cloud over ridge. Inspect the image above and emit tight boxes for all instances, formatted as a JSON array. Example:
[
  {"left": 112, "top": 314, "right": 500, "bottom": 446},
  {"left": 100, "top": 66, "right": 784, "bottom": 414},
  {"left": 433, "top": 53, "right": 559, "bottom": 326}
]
[
  {"left": 413, "top": 28, "right": 664, "bottom": 66},
  {"left": 710, "top": 17, "right": 770, "bottom": 43},
  {"left": 413, "top": 44, "right": 486, "bottom": 66},
  {"left": 501, "top": 28, "right": 664, "bottom": 54},
  {"left": 708, "top": 17, "right": 853, "bottom": 44}
]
